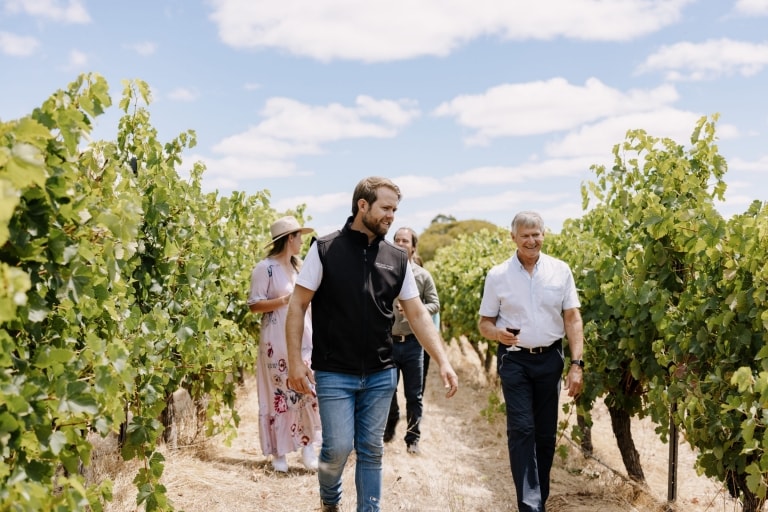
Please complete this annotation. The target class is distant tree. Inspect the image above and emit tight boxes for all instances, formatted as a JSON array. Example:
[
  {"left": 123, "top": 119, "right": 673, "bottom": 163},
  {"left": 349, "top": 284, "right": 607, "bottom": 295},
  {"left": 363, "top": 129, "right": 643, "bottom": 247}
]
[
  {"left": 430, "top": 214, "right": 457, "bottom": 224},
  {"left": 418, "top": 217, "right": 498, "bottom": 262}
]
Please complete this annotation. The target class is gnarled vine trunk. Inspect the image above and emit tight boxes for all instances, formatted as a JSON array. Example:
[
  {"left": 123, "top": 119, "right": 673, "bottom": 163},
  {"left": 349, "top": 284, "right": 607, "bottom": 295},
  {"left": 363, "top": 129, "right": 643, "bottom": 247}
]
[{"left": 607, "top": 401, "right": 645, "bottom": 482}]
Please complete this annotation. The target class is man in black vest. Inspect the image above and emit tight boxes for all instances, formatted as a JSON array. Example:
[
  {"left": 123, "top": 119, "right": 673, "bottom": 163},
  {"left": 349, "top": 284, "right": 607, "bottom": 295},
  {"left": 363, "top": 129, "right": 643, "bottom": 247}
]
[{"left": 286, "top": 176, "right": 459, "bottom": 512}]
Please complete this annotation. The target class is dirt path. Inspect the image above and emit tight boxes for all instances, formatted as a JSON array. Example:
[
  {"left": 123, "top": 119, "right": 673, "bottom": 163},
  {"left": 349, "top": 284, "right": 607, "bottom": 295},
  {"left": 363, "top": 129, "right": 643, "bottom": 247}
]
[{"left": 99, "top": 338, "right": 741, "bottom": 512}]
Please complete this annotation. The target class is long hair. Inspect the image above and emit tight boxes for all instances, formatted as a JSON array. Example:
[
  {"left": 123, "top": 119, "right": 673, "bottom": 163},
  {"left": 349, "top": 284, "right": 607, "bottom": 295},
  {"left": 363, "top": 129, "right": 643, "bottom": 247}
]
[
  {"left": 351, "top": 176, "right": 401, "bottom": 216},
  {"left": 266, "top": 232, "right": 301, "bottom": 271}
]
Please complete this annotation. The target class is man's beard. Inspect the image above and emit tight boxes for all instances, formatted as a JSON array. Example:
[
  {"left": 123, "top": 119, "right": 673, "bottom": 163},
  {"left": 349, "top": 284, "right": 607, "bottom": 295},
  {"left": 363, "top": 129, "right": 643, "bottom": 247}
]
[{"left": 363, "top": 211, "right": 390, "bottom": 237}]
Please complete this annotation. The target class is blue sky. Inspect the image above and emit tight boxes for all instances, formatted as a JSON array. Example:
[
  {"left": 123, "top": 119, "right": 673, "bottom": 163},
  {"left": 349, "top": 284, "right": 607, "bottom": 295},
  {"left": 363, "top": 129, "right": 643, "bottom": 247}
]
[{"left": 2, "top": 0, "right": 767, "bottom": 238}]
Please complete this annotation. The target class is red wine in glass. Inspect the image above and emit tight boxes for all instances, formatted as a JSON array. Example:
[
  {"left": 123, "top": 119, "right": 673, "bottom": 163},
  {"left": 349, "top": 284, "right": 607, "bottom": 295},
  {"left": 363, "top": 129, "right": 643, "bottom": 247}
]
[{"left": 506, "top": 327, "right": 520, "bottom": 336}]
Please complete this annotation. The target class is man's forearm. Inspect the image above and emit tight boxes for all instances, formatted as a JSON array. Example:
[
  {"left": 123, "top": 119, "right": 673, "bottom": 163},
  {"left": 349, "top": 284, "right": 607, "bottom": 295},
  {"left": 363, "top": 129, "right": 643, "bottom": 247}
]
[{"left": 285, "top": 300, "right": 306, "bottom": 366}]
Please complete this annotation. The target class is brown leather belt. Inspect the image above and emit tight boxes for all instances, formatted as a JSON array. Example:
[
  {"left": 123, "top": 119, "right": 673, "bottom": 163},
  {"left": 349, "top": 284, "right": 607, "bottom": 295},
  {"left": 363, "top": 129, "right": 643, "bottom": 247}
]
[{"left": 507, "top": 338, "right": 562, "bottom": 354}]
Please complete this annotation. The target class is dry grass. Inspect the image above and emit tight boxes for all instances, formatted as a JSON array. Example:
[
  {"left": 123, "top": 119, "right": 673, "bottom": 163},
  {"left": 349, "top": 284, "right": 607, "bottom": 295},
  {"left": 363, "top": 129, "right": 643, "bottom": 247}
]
[{"left": 86, "top": 338, "right": 742, "bottom": 512}]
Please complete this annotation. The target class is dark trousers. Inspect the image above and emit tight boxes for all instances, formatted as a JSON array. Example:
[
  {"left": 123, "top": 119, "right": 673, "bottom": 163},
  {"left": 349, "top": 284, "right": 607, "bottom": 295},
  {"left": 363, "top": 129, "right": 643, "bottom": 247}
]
[
  {"left": 385, "top": 335, "right": 424, "bottom": 445},
  {"left": 497, "top": 345, "right": 564, "bottom": 512}
]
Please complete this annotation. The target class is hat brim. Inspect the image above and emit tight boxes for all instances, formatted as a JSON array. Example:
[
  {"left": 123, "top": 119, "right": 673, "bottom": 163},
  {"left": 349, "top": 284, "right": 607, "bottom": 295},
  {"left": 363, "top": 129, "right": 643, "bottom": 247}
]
[{"left": 263, "top": 227, "right": 315, "bottom": 249}]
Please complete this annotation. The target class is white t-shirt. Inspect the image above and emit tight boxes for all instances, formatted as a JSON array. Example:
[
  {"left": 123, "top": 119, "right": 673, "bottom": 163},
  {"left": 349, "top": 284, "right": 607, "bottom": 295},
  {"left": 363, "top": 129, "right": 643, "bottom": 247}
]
[{"left": 297, "top": 242, "right": 419, "bottom": 300}]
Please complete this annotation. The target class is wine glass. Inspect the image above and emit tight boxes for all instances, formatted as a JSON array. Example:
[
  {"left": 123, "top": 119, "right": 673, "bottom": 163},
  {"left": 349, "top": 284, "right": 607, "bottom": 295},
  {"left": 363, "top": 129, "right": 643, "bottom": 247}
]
[{"left": 506, "top": 313, "right": 521, "bottom": 336}]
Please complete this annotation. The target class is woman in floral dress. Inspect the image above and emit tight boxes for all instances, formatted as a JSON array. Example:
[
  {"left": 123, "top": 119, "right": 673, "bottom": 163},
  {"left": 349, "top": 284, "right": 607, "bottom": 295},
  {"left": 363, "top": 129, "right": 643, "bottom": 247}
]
[{"left": 248, "top": 216, "right": 321, "bottom": 472}]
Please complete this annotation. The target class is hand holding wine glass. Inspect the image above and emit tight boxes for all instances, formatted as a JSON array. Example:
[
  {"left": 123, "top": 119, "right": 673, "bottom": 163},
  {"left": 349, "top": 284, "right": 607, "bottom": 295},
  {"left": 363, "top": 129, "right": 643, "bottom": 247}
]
[{"left": 503, "top": 314, "right": 521, "bottom": 350}]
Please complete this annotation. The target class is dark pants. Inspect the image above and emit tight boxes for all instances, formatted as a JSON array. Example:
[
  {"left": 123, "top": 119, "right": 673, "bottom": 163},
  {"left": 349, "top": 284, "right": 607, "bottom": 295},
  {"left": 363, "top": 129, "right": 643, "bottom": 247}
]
[
  {"left": 497, "top": 344, "right": 564, "bottom": 512},
  {"left": 385, "top": 335, "right": 424, "bottom": 445}
]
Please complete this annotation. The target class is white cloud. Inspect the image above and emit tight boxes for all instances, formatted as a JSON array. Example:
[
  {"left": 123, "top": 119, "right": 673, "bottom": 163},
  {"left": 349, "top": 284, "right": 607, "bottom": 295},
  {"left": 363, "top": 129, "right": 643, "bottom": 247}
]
[
  {"left": 59, "top": 48, "right": 87, "bottom": 71},
  {"left": 734, "top": 0, "right": 768, "bottom": 15},
  {"left": 213, "top": 95, "right": 419, "bottom": 158},
  {"left": 391, "top": 175, "right": 447, "bottom": 199},
  {"left": 215, "top": 130, "right": 322, "bottom": 159},
  {"left": 184, "top": 153, "right": 300, "bottom": 183},
  {"left": 207, "top": 0, "right": 692, "bottom": 62},
  {"left": 124, "top": 41, "right": 157, "bottom": 56},
  {"left": 433, "top": 78, "right": 678, "bottom": 145},
  {"left": 4, "top": 0, "right": 90, "bottom": 23},
  {"left": 0, "top": 31, "right": 39, "bottom": 56},
  {"left": 638, "top": 38, "right": 768, "bottom": 80},
  {"left": 272, "top": 191, "right": 349, "bottom": 215},
  {"left": 728, "top": 155, "right": 768, "bottom": 172},
  {"left": 197, "top": 95, "right": 420, "bottom": 195},
  {"left": 167, "top": 87, "right": 200, "bottom": 102},
  {"left": 257, "top": 96, "right": 419, "bottom": 141},
  {"left": 546, "top": 109, "right": 705, "bottom": 158},
  {"left": 448, "top": 188, "right": 572, "bottom": 215},
  {"left": 447, "top": 158, "right": 595, "bottom": 188}
]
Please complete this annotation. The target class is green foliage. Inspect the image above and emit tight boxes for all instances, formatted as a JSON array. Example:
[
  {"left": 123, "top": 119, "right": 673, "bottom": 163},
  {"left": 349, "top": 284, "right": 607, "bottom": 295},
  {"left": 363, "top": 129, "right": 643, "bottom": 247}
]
[
  {"left": 431, "top": 114, "right": 768, "bottom": 507},
  {"left": 674, "top": 202, "right": 768, "bottom": 506},
  {"left": 418, "top": 218, "right": 499, "bottom": 262},
  {"left": 479, "top": 390, "right": 506, "bottom": 422},
  {"left": 564, "top": 115, "right": 768, "bottom": 506},
  {"left": 429, "top": 226, "right": 512, "bottom": 370},
  {"left": 0, "top": 74, "right": 278, "bottom": 510},
  {"left": 4, "top": 77, "right": 768, "bottom": 511}
]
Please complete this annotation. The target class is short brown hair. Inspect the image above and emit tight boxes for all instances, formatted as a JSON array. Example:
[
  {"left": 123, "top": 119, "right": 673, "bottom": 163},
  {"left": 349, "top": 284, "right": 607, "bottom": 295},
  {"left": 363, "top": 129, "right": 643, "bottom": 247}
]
[{"left": 351, "top": 177, "right": 402, "bottom": 216}]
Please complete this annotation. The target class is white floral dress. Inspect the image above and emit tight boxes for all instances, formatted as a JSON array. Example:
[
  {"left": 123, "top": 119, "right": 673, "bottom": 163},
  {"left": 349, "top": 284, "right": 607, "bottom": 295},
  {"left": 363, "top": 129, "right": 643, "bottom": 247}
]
[{"left": 248, "top": 258, "right": 320, "bottom": 457}]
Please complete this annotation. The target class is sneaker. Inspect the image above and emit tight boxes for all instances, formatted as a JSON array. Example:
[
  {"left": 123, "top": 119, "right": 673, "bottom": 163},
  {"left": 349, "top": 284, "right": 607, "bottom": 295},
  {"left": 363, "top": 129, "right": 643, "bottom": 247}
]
[
  {"left": 406, "top": 442, "right": 420, "bottom": 455},
  {"left": 301, "top": 445, "right": 318, "bottom": 471},
  {"left": 272, "top": 455, "right": 288, "bottom": 473},
  {"left": 320, "top": 500, "right": 340, "bottom": 511}
]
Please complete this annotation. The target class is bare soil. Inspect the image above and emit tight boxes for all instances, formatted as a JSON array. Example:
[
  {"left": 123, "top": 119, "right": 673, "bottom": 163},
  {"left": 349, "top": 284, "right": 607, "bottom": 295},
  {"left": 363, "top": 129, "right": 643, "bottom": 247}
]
[{"left": 92, "top": 338, "right": 744, "bottom": 511}]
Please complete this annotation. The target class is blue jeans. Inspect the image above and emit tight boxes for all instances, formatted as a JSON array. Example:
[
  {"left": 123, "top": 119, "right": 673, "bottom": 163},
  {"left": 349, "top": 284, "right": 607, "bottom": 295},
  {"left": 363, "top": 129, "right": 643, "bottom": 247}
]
[
  {"left": 497, "top": 345, "right": 564, "bottom": 512},
  {"left": 385, "top": 335, "right": 424, "bottom": 445},
  {"left": 315, "top": 368, "right": 397, "bottom": 512}
]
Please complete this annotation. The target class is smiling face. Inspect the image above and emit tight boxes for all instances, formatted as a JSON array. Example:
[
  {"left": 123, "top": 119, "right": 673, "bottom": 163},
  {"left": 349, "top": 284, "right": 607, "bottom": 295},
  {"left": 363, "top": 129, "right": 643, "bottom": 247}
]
[
  {"left": 512, "top": 225, "right": 544, "bottom": 262},
  {"left": 510, "top": 212, "right": 545, "bottom": 266},
  {"left": 357, "top": 186, "right": 399, "bottom": 240}
]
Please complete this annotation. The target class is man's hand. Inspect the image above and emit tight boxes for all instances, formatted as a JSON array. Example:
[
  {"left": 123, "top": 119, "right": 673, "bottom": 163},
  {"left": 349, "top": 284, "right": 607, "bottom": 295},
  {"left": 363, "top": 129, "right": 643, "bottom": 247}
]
[
  {"left": 440, "top": 364, "right": 459, "bottom": 398},
  {"left": 287, "top": 363, "right": 316, "bottom": 396},
  {"left": 564, "top": 365, "right": 583, "bottom": 398}
]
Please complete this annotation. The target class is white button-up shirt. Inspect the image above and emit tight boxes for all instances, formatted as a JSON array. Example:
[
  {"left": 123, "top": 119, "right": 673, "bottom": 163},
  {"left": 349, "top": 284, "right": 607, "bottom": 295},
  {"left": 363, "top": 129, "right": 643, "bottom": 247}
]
[{"left": 479, "top": 251, "right": 580, "bottom": 349}]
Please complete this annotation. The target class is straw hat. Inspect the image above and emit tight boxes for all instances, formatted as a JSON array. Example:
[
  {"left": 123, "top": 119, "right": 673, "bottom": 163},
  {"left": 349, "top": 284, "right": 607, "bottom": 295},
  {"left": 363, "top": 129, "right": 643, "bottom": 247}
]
[{"left": 264, "top": 216, "right": 314, "bottom": 248}]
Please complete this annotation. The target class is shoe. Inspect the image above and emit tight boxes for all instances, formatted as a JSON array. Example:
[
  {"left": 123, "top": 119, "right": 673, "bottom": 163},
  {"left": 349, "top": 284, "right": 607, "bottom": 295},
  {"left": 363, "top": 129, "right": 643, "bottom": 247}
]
[
  {"left": 301, "top": 445, "right": 318, "bottom": 471},
  {"left": 406, "top": 442, "right": 420, "bottom": 455},
  {"left": 320, "top": 499, "right": 340, "bottom": 511},
  {"left": 272, "top": 455, "right": 288, "bottom": 473},
  {"left": 383, "top": 429, "right": 395, "bottom": 443}
]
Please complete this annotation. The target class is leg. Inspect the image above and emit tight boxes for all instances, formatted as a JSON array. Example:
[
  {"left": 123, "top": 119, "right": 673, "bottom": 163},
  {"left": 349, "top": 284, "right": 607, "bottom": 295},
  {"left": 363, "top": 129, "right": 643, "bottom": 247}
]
[
  {"left": 498, "top": 350, "right": 542, "bottom": 512},
  {"left": 384, "top": 344, "right": 403, "bottom": 442},
  {"left": 384, "top": 391, "right": 399, "bottom": 443},
  {"left": 531, "top": 350, "right": 564, "bottom": 505},
  {"left": 400, "top": 338, "right": 424, "bottom": 447},
  {"left": 315, "top": 371, "right": 357, "bottom": 507},
  {"left": 353, "top": 368, "right": 397, "bottom": 512}
]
